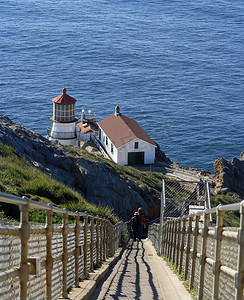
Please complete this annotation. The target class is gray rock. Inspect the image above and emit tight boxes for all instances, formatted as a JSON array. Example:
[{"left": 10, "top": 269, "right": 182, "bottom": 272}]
[
  {"left": 214, "top": 156, "right": 244, "bottom": 196},
  {"left": 0, "top": 115, "right": 160, "bottom": 221}
]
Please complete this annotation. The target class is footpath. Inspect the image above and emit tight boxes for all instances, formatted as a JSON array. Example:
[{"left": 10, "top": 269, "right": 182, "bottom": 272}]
[{"left": 68, "top": 239, "right": 192, "bottom": 300}]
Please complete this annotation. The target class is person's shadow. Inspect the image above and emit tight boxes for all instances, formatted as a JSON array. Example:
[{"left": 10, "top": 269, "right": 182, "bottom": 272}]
[
  {"left": 109, "top": 240, "right": 160, "bottom": 300},
  {"left": 140, "top": 242, "right": 159, "bottom": 300}
]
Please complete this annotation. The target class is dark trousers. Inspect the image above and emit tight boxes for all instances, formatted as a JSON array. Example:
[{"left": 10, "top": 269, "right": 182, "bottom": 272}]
[
  {"left": 132, "top": 228, "right": 138, "bottom": 240},
  {"left": 138, "top": 225, "right": 144, "bottom": 240}
]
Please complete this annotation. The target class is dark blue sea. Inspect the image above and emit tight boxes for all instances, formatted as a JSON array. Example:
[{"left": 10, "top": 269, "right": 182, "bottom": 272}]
[{"left": 0, "top": 0, "right": 243, "bottom": 173}]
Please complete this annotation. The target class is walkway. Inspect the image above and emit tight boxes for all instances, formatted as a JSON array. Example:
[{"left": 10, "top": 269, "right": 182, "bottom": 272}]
[{"left": 69, "top": 239, "right": 192, "bottom": 300}]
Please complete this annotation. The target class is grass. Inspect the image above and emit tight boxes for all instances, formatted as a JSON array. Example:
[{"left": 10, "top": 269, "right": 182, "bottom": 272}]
[
  {"left": 0, "top": 141, "right": 241, "bottom": 227},
  {"left": 0, "top": 142, "right": 120, "bottom": 224},
  {"left": 65, "top": 145, "right": 166, "bottom": 192},
  {"left": 210, "top": 193, "right": 241, "bottom": 227},
  {"left": 66, "top": 145, "right": 243, "bottom": 227}
]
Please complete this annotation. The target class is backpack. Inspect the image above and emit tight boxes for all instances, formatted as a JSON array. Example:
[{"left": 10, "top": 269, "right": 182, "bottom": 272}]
[{"left": 132, "top": 215, "right": 140, "bottom": 230}]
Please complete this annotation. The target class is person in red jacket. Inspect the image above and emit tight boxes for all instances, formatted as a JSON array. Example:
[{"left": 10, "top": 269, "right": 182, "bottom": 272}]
[{"left": 138, "top": 207, "right": 146, "bottom": 240}]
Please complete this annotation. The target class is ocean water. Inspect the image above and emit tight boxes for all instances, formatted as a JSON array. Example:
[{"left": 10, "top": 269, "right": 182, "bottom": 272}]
[{"left": 0, "top": 0, "right": 243, "bottom": 173}]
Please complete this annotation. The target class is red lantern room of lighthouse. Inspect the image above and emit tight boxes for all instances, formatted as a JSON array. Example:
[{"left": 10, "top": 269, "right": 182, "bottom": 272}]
[{"left": 47, "top": 88, "right": 79, "bottom": 145}]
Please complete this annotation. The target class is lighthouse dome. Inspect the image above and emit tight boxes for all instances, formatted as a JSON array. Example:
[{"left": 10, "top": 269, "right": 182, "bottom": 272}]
[{"left": 52, "top": 88, "right": 77, "bottom": 104}]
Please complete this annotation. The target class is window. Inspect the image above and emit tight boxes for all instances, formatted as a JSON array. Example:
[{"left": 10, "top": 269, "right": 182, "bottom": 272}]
[
  {"left": 106, "top": 136, "right": 108, "bottom": 146},
  {"left": 98, "top": 128, "right": 101, "bottom": 140},
  {"left": 54, "top": 103, "right": 75, "bottom": 122},
  {"left": 111, "top": 143, "right": 114, "bottom": 154},
  {"left": 134, "top": 142, "right": 139, "bottom": 149}
]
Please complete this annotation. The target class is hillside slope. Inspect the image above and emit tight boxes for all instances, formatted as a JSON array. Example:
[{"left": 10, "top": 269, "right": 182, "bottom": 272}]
[{"left": 0, "top": 115, "right": 164, "bottom": 220}]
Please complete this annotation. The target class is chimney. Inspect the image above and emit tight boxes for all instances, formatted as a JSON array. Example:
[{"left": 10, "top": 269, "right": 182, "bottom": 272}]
[{"left": 114, "top": 105, "right": 121, "bottom": 116}]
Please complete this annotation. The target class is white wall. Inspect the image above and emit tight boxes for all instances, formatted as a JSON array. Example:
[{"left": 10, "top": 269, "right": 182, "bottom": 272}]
[
  {"left": 49, "top": 121, "right": 78, "bottom": 145},
  {"left": 99, "top": 128, "right": 117, "bottom": 162},
  {"left": 50, "top": 122, "right": 76, "bottom": 138},
  {"left": 79, "top": 132, "right": 91, "bottom": 141},
  {"left": 117, "top": 138, "right": 156, "bottom": 165}
]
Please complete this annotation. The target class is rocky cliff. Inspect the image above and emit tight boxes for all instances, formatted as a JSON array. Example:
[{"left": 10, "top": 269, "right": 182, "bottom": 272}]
[
  {"left": 0, "top": 115, "right": 162, "bottom": 220},
  {"left": 214, "top": 155, "right": 244, "bottom": 196}
]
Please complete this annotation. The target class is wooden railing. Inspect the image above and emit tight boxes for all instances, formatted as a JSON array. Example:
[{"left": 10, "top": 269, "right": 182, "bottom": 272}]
[
  {"left": 0, "top": 192, "right": 125, "bottom": 300},
  {"left": 149, "top": 201, "right": 244, "bottom": 300}
]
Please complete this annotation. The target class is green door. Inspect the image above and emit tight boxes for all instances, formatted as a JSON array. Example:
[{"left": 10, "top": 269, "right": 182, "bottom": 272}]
[
  {"left": 128, "top": 152, "right": 144, "bottom": 165},
  {"left": 128, "top": 152, "right": 136, "bottom": 165},
  {"left": 136, "top": 152, "right": 144, "bottom": 164}
]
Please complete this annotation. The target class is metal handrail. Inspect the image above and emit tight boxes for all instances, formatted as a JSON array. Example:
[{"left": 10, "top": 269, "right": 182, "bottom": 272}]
[
  {"left": 0, "top": 192, "right": 125, "bottom": 300},
  {"left": 149, "top": 200, "right": 244, "bottom": 300},
  {"left": 90, "top": 134, "right": 111, "bottom": 160}
]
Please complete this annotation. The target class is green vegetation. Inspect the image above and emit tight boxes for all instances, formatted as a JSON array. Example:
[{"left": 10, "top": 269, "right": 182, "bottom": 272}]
[
  {"left": 66, "top": 146, "right": 242, "bottom": 227},
  {"left": 65, "top": 146, "right": 166, "bottom": 192},
  {"left": 211, "top": 193, "right": 241, "bottom": 227},
  {"left": 0, "top": 141, "right": 241, "bottom": 227},
  {"left": 163, "top": 256, "right": 199, "bottom": 299},
  {"left": 0, "top": 142, "right": 120, "bottom": 224}
]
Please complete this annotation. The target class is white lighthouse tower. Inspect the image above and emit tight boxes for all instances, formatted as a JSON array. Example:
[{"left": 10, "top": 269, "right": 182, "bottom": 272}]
[{"left": 47, "top": 88, "right": 78, "bottom": 146}]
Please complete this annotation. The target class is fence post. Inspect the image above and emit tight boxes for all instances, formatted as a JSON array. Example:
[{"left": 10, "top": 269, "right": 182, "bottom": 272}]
[
  {"left": 100, "top": 219, "right": 103, "bottom": 262},
  {"left": 116, "top": 224, "right": 120, "bottom": 251},
  {"left": 75, "top": 214, "right": 80, "bottom": 287},
  {"left": 161, "top": 224, "right": 165, "bottom": 255},
  {"left": 235, "top": 201, "right": 244, "bottom": 300},
  {"left": 83, "top": 215, "right": 88, "bottom": 274},
  {"left": 105, "top": 220, "right": 109, "bottom": 258},
  {"left": 95, "top": 217, "right": 99, "bottom": 265},
  {"left": 46, "top": 207, "right": 53, "bottom": 300},
  {"left": 110, "top": 224, "right": 115, "bottom": 256},
  {"left": 107, "top": 222, "right": 111, "bottom": 256},
  {"left": 90, "top": 216, "right": 94, "bottom": 272},
  {"left": 19, "top": 201, "right": 30, "bottom": 300},
  {"left": 62, "top": 211, "right": 68, "bottom": 298},
  {"left": 184, "top": 215, "right": 193, "bottom": 281},
  {"left": 166, "top": 221, "right": 171, "bottom": 259},
  {"left": 190, "top": 214, "right": 200, "bottom": 290},
  {"left": 198, "top": 212, "right": 210, "bottom": 300},
  {"left": 169, "top": 221, "right": 174, "bottom": 262},
  {"left": 162, "top": 221, "right": 167, "bottom": 256},
  {"left": 176, "top": 219, "right": 181, "bottom": 269},
  {"left": 213, "top": 206, "right": 224, "bottom": 300},
  {"left": 158, "top": 179, "right": 165, "bottom": 255},
  {"left": 206, "top": 182, "right": 212, "bottom": 224},
  {"left": 172, "top": 219, "right": 177, "bottom": 265},
  {"left": 179, "top": 218, "right": 186, "bottom": 275},
  {"left": 102, "top": 220, "right": 106, "bottom": 261}
]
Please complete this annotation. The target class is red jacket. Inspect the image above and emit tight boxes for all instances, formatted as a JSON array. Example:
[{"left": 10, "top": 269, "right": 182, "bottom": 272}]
[{"left": 139, "top": 212, "right": 146, "bottom": 228}]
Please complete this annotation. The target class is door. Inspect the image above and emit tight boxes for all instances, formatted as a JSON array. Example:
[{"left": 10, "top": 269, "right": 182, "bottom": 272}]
[{"left": 128, "top": 152, "right": 144, "bottom": 165}]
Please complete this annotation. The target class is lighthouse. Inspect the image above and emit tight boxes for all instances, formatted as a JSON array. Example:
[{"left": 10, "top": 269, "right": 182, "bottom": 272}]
[{"left": 47, "top": 88, "right": 78, "bottom": 146}]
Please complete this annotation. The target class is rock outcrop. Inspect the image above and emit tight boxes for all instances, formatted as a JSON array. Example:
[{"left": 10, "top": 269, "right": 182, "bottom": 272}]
[
  {"left": 214, "top": 156, "right": 244, "bottom": 196},
  {"left": 0, "top": 115, "right": 160, "bottom": 220},
  {"left": 155, "top": 142, "right": 171, "bottom": 165}
]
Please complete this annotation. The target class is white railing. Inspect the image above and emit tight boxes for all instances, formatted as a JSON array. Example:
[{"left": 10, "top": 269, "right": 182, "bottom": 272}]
[
  {"left": 164, "top": 165, "right": 210, "bottom": 182},
  {"left": 149, "top": 201, "right": 244, "bottom": 300},
  {"left": 47, "top": 126, "right": 77, "bottom": 140},
  {"left": 0, "top": 192, "right": 125, "bottom": 300},
  {"left": 90, "top": 134, "right": 111, "bottom": 160}
]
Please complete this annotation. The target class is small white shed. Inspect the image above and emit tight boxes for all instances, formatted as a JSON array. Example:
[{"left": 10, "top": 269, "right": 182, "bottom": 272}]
[{"left": 97, "top": 107, "right": 156, "bottom": 165}]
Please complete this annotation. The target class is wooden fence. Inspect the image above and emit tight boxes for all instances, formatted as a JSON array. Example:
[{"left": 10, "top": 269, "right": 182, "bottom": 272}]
[
  {"left": 0, "top": 192, "right": 125, "bottom": 300},
  {"left": 149, "top": 201, "right": 244, "bottom": 300}
]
